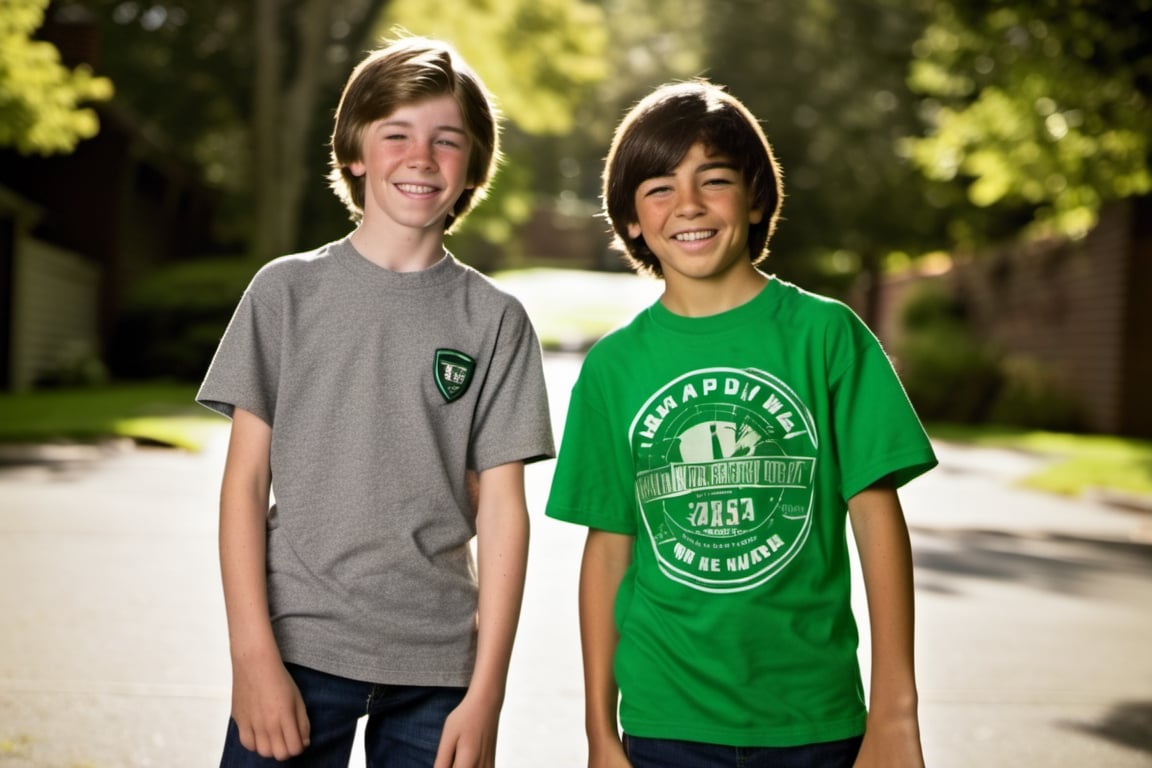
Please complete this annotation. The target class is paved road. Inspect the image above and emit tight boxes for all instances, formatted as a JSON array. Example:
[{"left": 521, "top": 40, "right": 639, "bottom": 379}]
[{"left": 1, "top": 352, "right": 1150, "bottom": 767}]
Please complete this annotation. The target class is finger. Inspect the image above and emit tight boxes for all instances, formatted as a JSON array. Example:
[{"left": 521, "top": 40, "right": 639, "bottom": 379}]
[
  {"left": 295, "top": 698, "right": 311, "bottom": 748},
  {"left": 237, "top": 722, "right": 258, "bottom": 753},
  {"left": 432, "top": 733, "right": 456, "bottom": 768},
  {"left": 280, "top": 717, "right": 306, "bottom": 757},
  {"left": 256, "top": 722, "right": 291, "bottom": 761}
]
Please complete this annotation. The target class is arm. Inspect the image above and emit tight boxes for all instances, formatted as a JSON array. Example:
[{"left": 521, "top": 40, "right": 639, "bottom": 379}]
[
  {"left": 847, "top": 479, "right": 924, "bottom": 768},
  {"left": 218, "top": 407, "right": 309, "bottom": 759},
  {"left": 435, "top": 461, "right": 530, "bottom": 768},
  {"left": 580, "top": 529, "right": 634, "bottom": 768}
]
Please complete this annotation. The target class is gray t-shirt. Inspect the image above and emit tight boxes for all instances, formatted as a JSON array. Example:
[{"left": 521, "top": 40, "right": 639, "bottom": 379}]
[{"left": 197, "top": 236, "right": 555, "bottom": 686}]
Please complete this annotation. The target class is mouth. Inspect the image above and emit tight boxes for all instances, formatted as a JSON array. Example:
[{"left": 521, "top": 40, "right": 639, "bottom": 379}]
[
  {"left": 395, "top": 183, "right": 440, "bottom": 195},
  {"left": 672, "top": 229, "right": 717, "bottom": 242}
]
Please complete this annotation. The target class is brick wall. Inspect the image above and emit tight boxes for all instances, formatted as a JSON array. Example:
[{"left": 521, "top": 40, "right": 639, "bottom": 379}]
[{"left": 873, "top": 196, "right": 1151, "bottom": 437}]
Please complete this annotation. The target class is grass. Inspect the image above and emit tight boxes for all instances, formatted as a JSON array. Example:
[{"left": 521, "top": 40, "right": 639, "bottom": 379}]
[
  {"left": 928, "top": 423, "right": 1152, "bottom": 500},
  {"left": 0, "top": 382, "right": 223, "bottom": 452}
]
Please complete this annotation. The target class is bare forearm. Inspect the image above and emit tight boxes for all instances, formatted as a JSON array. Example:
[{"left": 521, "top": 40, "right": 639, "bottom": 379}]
[
  {"left": 219, "top": 408, "right": 278, "bottom": 661},
  {"left": 579, "top": 530, "right": 632, "bottom": 748},
  {"left": 472, "top": 462, "right": 530, "bottom": 702},
  {"left": 848, "top": 483, "right": 925, "bottom": 767},
  {"left": 849, "top": 487, "right": 919, "bottom": 713}
]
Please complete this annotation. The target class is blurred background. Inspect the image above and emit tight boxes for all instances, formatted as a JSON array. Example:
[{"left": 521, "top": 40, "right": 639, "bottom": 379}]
[
  {"left": 1, "top": 0, "right": 1151, "bottom": 766},
  {"left": 2, "top": 0, "right": 1150, "bottom": 445}
]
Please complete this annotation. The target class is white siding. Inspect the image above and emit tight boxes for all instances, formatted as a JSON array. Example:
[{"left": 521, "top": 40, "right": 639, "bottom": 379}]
[{"left": 10, "top": 238, "right": 101, "bottom": 391}]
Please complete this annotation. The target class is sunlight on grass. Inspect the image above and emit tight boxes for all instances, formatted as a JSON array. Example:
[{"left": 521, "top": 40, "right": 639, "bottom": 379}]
[
  {"left": 0, "top": 383, "right": 221, "bottom": 452},
  {"left": 111, "top": 416, "right": 226, "bottom": 452},
  {"left": 930, "top": 424, "right": 1152, "bottom": 499}
]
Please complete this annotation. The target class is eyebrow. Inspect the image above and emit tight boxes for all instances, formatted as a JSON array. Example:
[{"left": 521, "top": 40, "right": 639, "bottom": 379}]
[
  {"left": 376, "top": 119, "right": 468, "bottom": 136},
  {"left": 644, "top": 160, "right": 738, "bottom": 182},
  {"left": 695, "top": 160, "right": 738, "bottom": 173}
]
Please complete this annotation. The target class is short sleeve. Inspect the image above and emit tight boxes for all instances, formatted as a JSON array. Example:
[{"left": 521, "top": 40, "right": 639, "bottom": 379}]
[
  {"left": 546, "top": 362, "right": 638, "bottom": 535},
  {"left": 195, "top": 288, "right": 282, "bottom": 425},
  {"left": 467, "top": 301, "right": 555, "bottom": 471},
  {"left": 831, "top": 323, "right": 937, "bottom": 500}
]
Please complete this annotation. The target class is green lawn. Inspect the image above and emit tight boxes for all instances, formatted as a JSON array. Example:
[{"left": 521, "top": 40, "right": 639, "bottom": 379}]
[
  {"left": 928, "top": 423, "right": 1152, "bottom": 500},
  {"left": 0, "top": 383, "right": 223, "bottom": 452}
]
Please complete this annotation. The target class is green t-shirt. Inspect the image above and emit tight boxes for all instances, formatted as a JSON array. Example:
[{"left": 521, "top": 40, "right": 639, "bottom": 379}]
[{"left": 546, "top": 277, "right": 937, "bottom": 747}]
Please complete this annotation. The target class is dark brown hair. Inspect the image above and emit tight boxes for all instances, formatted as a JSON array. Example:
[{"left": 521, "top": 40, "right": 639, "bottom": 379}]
[{"left": 603, "top": 80, "right": 784, "bottom": 277}]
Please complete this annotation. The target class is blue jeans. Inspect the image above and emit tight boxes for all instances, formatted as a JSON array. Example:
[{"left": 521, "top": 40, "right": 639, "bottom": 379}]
[
  {"left": 623, "top": 733, "right": 863, "bottom": 768},
  {"left": 220, "top": 663, "right": 466, "bottom": 767}
]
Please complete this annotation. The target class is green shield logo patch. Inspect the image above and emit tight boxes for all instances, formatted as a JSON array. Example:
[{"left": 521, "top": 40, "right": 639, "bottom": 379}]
[{"left": 434, "top": 349, "right": 476, "bottom": 402}]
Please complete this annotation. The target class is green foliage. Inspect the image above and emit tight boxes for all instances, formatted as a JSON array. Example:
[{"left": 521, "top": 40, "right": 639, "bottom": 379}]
[
  {"left": 986, "top": 355, "right": 1083, "bottom": 433},
  {"left": 894, "top": 283, "right": 1002, "bottom": 422},
  {"left": 380, "top": 0, "right": 610, "bottom": 254},
  {"left": 904, "top": 0, "right": 1152, "bottom": 242},
  {"left": 896, "top": 281, "right": 1088, "bottom": 431},
  {"left": 689, "top": 0, "right": 951, "bottom": 292},
  {"left": 382, "top": 0, "right": 608, "bottom": 135},
  {"left": 33, "top": 340, "right": 109, "bottom": 389},
  {"left": 0, "top": 0, "right": 113, "bottom": 154},
  {"left": 107, "top": 258, "right": 259, "bottom": 382}
]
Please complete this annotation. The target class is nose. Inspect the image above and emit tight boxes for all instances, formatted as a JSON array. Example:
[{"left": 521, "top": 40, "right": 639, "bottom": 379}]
[
  {"left": 674, "top": 184, "right": 703, "bottom": 217},
  {"left": 406, "top": 140, "right": 437, "bottom": 171}
]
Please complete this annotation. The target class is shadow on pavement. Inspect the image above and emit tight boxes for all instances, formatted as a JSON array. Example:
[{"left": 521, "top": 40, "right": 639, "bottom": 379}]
[
  {"left": 910, "top": 527, "right": 1152, "bottom": 600},
  {"left": 1062, "top": 700, "right": 1152, "bottom": 756}
]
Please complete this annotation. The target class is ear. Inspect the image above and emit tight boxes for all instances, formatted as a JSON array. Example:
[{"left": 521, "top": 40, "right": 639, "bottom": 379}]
[
  {"left": 349, "top": 161, "right": 366, "bottom": 177},
  {"left": 627, "top": 222, "right": 642, "bottom": 239},
  {"left": 748, "top": 206, "right": 764, "bottom": 225}
]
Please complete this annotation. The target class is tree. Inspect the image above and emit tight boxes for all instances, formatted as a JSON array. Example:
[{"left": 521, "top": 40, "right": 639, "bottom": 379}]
[
  {"left": 73, "top": 0, "right": 608, "bottom": 262},
  {"left": 378, "top": 0, "right": 610, "bottom": 251},
  {"left": 695, "top": 0, "right": 950, "bottom": 310},
  {"left": 902, "top": 0, "right": 1152, "bottom": 243},
  {"left": 250, "top": 0, "right": 389, "bottom": 263},
  {"left": 0, "top": 0, "right": 112, "bottom": 154}
]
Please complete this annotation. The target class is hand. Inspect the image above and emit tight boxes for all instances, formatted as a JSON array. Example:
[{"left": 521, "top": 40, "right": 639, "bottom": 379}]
[
  {"left": 230, "top": 655, "right": 310, "bottom": 760},
  {"left": 433, "top": 691, "right": 501, "bottom": 768},
  {"left": 588, "top": 737, "right": 633, "bottom": 768},
  {"left": 853, "top": 710, "right": 924, "bottom": 768}
]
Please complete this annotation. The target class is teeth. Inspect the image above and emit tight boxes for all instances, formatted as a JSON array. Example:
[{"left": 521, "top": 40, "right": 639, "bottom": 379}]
[
  {"left": 397, "top": 184, "right": 437, "bottom": 194},
  {"left": 674, "top": 230, "right": 715, "bottom": 242}
]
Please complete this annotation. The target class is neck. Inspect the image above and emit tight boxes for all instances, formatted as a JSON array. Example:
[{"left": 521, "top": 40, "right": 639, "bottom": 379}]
[
  {"left": 660, "top": 267, "right": 768, "bottom": 318},
  {"left": 350, "top": 220, "right": 447, "bottom": 272}
]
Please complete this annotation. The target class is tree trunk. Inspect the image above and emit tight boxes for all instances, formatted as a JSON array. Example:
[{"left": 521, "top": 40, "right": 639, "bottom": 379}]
[
  {"left": 276, "top": 0, "right": 332, "bottom": 258},
  {"left": 250, "top": 0, "right": 391, "bottom": 263},
  {"left": 251, "top": 0, "right": 282, "bottom": 263}
]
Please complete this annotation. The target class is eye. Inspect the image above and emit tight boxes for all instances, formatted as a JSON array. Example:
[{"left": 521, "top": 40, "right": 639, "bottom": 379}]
[
  {"left": 383, "top": 133, "right": 407, "bottom": 142},
  {"left": 436, "top": 137, "right": 463, "bottom": 149},
  {"left": 702, "top": 174, "right": 736, "bottom": 188},
  {"left": 641, "top": 183, "right": 673, "bottom": 197}
]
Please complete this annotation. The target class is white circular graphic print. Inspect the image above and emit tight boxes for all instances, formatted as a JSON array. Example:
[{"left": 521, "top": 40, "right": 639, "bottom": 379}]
[{"left": 629, "top": 367, "right": 818, "bottom": 592}]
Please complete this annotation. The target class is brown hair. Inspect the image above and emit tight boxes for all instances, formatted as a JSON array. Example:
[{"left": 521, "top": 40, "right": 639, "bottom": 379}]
[
  {"left": 328, "top": 35, "right": 501, "bottom": 232},
  {"left": 603, "top": 80, "right": 784, "bottom": 277}
]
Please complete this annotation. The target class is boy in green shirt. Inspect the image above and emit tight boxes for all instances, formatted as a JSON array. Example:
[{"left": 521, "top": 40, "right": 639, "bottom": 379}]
[{"left": 546, "top": 81, "right": 937, "bottom": 767}]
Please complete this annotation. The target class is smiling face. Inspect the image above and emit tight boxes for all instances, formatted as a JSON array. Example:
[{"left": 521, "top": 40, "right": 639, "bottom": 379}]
[
  {"left": 349, "top": 93, "right": 473, "bottom": 236},
  {"left": 627, "top": 142, "right": 764, "bottom": 288}
]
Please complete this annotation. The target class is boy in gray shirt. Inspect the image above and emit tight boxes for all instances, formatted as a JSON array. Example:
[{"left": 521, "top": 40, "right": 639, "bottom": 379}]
[{"left": 197, "top": 36, "right": 554, "bottom": 767}]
